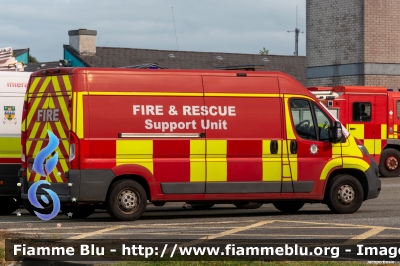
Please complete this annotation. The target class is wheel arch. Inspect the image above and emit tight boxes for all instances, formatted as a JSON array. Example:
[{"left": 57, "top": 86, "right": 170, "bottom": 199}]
[
  {"left": 324, "top": 168, "right": 368, "bottom": 201},
  {"left": 110, "top": 164, "right": 156, "bottom": 201}
]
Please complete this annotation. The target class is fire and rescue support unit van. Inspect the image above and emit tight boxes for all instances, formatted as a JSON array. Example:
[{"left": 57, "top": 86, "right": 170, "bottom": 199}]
[
  {"left": 0, "top": 71, "right": 31, "bottom": 214},
  {"left": 19, "top": 68, "right": 381, "bottom": 221},
  {"left": 309, "top": 86, "right": 400, "bottom": 177}
]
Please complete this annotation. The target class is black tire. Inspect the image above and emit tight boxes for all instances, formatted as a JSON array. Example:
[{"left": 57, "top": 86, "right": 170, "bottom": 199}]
[
  {"left": 106, "top": 179, "right": 147, "bottom": 221},
  {"left": 234, "top": 202, "right": 263, "bottom": 209},
  {"left": 379, "top": 148, "right": 400, "bottom": 177},
  {"left": 325, "top": 174, "right": 364, "bottom": 214},
  {"left": 273, "top": 201, "right": 305, "bottom": 213},
  {"left": 0, "top": 197, "right": 20, "bottom": 215},
  {"left": 22, "top": 198, "right": 55, "bottom": 216},
  {"left": 186, "top": 203, "right": 215, "bottom": 210},
  {"left": 61, "top": 205, "right": 95, "bottom": 219}
]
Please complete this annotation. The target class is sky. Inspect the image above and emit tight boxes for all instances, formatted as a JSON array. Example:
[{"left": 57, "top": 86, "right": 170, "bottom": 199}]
[{"left": 0, "top": 0, "right": 306, "bottom": 62}]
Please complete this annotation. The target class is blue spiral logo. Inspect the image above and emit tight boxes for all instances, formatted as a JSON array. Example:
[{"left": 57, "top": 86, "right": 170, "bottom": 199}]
[
  {"left": 28, "top": 180, "right": 60, "bottom": 221},
  {"left": 29, "top": 130, "right": 61, "bottom": 221}
]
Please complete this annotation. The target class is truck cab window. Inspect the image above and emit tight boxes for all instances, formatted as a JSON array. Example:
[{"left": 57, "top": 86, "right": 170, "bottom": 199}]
[
  {"left": 313, "top": 103, "right": 331, "bottom": 141},
  {"left": 352, "top": 102, "right": 371, "bottom": 122},
  {"left": 290, "top": 99, "right": 317, "bottom": 140}
]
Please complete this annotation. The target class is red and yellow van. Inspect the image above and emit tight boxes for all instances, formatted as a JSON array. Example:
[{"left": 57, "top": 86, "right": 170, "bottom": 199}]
[{"left": 19, "top": 68, "right": 381, "bottom": 220}]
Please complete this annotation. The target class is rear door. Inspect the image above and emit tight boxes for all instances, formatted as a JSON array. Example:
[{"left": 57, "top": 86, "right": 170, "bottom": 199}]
[{"left": 25, "top": 75, "right": 72, "bottom": 184}]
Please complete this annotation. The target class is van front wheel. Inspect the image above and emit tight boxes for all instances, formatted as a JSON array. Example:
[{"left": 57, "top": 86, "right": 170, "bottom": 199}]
[
  {"left": 326, "top": 174, "right": 363, "bottom": 214},
  {"left": 106, "top": 180, "right": 147, "bottom": 221}
]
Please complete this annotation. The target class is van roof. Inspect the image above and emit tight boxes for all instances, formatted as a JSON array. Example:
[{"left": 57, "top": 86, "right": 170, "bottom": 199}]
[{"left": 30, "top": 67, "right": 312, "bottom": 97}]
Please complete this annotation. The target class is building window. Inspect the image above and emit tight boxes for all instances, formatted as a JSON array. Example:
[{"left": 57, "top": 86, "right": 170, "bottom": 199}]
[{"left": 352, "top": 102, "right": 371, "bottom": 122}]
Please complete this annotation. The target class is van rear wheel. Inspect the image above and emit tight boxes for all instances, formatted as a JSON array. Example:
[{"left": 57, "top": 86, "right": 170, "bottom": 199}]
[
  {"left": 234, "top": 202, "right": 263, "bottom": 209},
  {"left": 106, "top": 180, "right": 147, "bottom": 221},
  {"left": 326, "top": 174, "right": 363, "bottom": 214},
  {"left": 380, "top": 148, "right": 400, "bottom": 177},
  {"left": 273, "top": 202, "right": 304, "bottom": 213}
]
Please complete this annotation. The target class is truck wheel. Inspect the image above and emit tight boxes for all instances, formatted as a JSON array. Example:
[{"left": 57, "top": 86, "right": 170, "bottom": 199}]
[
  {"left": 0, "top": 197, "right": 20, "bottom": 215},
  {"left": 380, "top": 148, "right": 400, "bottom": 177},
  {"left": 326, "top": 174, "right": 363, "bottom": 214},
  {"left": 106, "top": 180, "right": 147, "bottom": 221},
  {"left": 234, "top": 202, "right": 263, "bottom": 209},
  {"left": 22, "top": 199, "right": 54, "bottom": 216},
  {"left": 273, "top": 202, "right": 304, "bottom": 213},
  {"left": 61, "top": 205, "right": 95, "bottom": 219}
]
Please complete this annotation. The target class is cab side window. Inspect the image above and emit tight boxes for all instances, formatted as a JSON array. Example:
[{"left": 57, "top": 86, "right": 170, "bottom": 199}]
[
  {"left": 289, "top": 99, "right": 317, "bottom": 140},
  {"left": 352, "top": 102, "right": 371, "bottom": 122}
]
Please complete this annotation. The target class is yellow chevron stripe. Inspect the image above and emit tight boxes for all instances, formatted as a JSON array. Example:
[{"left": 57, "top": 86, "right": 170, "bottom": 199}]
[
  {"left": 62, "top": 75, "right": 72, "bottom": 97},
  {"left": 48, "top": 97, "right": 66, "bottom": 139},
  {"left": 26, "top": 77, "right": 51, "bottom": 130},
  {"left": 28, "top": 121, "right": 41, "bottom": 139},
  {"left": 51, "top": 76, "right": 71, "bottom": 128},
  {"left": 27, "top": 77, "right": 40, "bottom": 94}
]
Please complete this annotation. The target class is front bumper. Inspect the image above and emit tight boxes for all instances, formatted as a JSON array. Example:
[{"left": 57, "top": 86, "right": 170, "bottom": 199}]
[{"left": 365, "top": 158, "right": 381, "bottom": 200}]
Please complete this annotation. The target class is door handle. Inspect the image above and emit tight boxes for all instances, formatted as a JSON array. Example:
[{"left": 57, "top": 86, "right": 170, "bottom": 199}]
[
  {"left": 290, "top": 140, "right": 297, "bottom": 154},
  {"left": 270, "top": 140, "right": 278, "bottom": 154},
  {"left": 350, "top": 128, "right": 356, "bottom": 130}
]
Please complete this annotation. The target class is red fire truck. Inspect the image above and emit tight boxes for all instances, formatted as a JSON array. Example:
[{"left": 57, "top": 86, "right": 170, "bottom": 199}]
[{"left": 309, "top": 86, "right": 400, "bottom": 177}]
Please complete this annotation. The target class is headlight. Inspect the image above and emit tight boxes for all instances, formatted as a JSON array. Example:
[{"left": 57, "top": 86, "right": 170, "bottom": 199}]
[{"left": 358, "top": 145, "right": 370, "bottom": 156}]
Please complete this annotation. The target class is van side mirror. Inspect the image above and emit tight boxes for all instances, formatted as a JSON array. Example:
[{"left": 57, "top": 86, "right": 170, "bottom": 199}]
[{"left": 332, "top": 121, "right": 343, "bottom": 143}]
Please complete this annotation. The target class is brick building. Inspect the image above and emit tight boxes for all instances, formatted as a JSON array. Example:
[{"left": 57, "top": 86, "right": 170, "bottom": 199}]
[{"left": 306, "top": 0, "right": 400, "bottom": 89}]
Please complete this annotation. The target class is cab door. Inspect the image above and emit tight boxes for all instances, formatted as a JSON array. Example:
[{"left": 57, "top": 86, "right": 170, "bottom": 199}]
[{"left": 286, "top": 97, "right": 334, "bottom": 196}]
